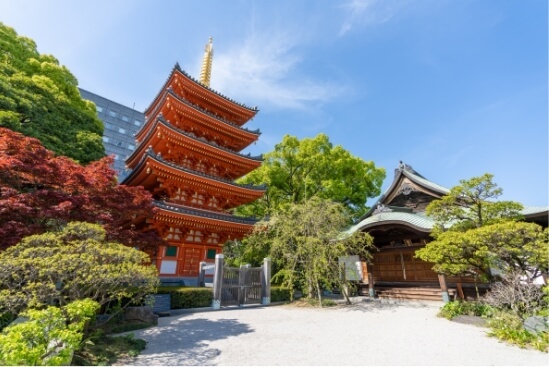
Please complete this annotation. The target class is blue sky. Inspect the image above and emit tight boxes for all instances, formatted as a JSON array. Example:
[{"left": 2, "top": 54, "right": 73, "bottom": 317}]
[{"left": 1, "top": 0, "right": 547, "bottom": 206}]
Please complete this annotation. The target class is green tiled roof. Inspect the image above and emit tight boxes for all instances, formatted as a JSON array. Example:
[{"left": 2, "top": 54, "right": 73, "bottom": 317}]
[
  {"left": 346, "top": 211, "right": 436, "bottom": 234},
  {"left": 520, "top": 206, "right": 548, "bottom": 216}
]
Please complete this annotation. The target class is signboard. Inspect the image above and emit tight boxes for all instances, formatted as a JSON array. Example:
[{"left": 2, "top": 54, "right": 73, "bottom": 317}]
[{"left": 338, "top": 255, "right": 363, "bottom": 281}]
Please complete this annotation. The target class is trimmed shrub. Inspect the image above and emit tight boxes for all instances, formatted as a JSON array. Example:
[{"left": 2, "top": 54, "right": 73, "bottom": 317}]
[
  {"left": 155, "top": 287, "right": 213, "bottom": 309},
  {"left": 438, "top": 301, "right": 495, "bottom": 320},
  {"left": 271, "top": 286, "right": 291, "bottom": 302}
]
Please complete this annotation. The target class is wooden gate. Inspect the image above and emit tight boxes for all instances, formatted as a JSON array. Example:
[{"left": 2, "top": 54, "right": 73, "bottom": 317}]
[
  {"left": 220, "top": 265, "right": 263, "bottom": 306},
  {"left": 210, "top": 255, "right": 271, "bottom": 309}
]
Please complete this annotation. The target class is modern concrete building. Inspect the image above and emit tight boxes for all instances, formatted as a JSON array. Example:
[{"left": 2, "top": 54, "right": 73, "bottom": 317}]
[{"left": 79, "top": 88, "right": 144, "bottom": 181}]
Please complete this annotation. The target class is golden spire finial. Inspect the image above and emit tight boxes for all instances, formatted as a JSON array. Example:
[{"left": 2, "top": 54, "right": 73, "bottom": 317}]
[{"left": 199, "top": 37, "right": 214, "bottom": 87}]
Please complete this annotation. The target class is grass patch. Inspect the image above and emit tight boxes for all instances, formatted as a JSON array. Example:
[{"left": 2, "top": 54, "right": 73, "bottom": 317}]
[{"left": 73, "top": 332, "right": 146, "bottom": 366}]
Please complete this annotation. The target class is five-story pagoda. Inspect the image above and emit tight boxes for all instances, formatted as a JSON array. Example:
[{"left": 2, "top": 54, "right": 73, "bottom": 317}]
[{"left": 123, "top": 38, "right": 265, "bottom": 281}]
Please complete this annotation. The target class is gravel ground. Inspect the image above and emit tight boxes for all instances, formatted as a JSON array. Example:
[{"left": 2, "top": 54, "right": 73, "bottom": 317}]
[{"left": 118, "top": 298, "right": 548, "bottom": 366}]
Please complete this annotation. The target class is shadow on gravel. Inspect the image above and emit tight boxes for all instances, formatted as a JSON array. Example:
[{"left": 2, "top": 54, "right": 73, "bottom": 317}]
[
  {"left": 338, "top": 298, "right": 436, "bottom": 313},
  {"left": 122, "top": 317, "right": 253, "bottom": 366}
]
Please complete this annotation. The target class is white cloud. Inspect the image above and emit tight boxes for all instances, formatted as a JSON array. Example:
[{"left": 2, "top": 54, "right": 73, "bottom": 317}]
[
  {"left": 339, "top": 0, "right": 408, "bottom": 36},
  {"left": 211, "top": 31, "right": 345, "bottom": 111}
]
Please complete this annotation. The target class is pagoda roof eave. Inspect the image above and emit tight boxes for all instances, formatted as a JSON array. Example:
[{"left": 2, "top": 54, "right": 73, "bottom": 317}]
[
  {"left": 164, "top": 88, "right": 261, "bottom": 135},
  {"left": 122, "top": 150, "right": 267, "bottom": 193},
  {"left": 144, "top": 63, "right": 258, "bottom": 119},
  {"left": 154, "top": 200, "right": 258, "bottom": 226},
  {"left": 125, "top": 116, "right": 263, "bottom": 169}
]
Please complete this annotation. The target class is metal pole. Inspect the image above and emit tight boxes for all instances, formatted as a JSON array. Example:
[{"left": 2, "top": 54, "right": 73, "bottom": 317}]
[{"left": 212, "top": 254, "right": 224, "bottom": 310}]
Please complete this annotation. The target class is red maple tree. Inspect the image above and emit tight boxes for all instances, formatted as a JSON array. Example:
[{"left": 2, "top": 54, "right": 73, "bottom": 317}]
[{"left": 0, "top": 128, "right": 163, "bottom": 251}]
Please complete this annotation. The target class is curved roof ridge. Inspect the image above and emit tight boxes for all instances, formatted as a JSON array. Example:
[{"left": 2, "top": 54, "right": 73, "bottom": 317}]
[
  {"left": 347, "top": 211, "right": 436, "bottom": 234},
  {"left": 154, "top": 200, "right": 258, "bottom": 225},
  {"left": 174, "top": 64, "right": 259, "bottom": 112}
]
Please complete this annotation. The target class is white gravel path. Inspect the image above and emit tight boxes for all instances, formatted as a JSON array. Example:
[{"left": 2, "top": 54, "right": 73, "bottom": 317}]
[{"left": 119, "top": 299, "right": 548, "bottom": 366}]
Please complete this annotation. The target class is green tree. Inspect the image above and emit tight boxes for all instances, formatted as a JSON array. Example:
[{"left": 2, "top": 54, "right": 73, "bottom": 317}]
[
  {"left": 0, "top": 22, "right": 104, "bottom": 164},
  {"left": 416, "top": 174, "right": 547, "bottom": 283},
  {"left": 244, "top": 197, "right": 374, "bottom": 305},
  {"left": 426, "top": 173, "right": 523, "bottom": 233},
  {"left": 0, "top": 222, "right": 159, "bottom": 315},
  {"left": 236, "top": 133, "right": 385, "bottom": 220},
  {"left": 0, "top": 299, "right": 99, "bottom": 366}
]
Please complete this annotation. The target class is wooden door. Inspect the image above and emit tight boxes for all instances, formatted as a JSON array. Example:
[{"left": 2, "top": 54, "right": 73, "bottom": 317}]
[
  {"left": 180, "top": 246, "right": 202, "bottom": 276},
  {"left": 373, "top": 249, "right": 438, "bottom": 282}
]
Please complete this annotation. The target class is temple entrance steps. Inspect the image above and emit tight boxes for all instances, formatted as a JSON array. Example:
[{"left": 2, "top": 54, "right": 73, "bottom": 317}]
[{"left": 357, "top": 283, "right": 456, "bottom": 301}]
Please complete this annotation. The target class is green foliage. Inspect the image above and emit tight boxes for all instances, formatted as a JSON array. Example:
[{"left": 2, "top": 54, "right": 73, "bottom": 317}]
[
  {"left": 0, "top": 299, "right": 99, "bottom": 366},
  {"left": 236, "top": 133, "right": 385, "bottom": 220},
  {"left": 73, "top": 331, "right": 146, "bottom": 366},
  {"left": 487, "top": 311, "right": 549, "bottom": 352},
  {"left": 0, "top": 22, "right": 104, "bottom": 164},
  {"left": 0, "top": 222, "right": 159, "bottom": 315},
  {"left": 417, "top": 221, "right": 548, "bottom": 280},
  {"left": 426, "top": 173, "right": 523, "bottom": 232},
  {"left": 245, "top": 197, "right": 374, "bottom": 305},
  {"left": 156, "top": 287, "right": 213, "bottom": 309},
  {"left": 438, "top": 301, "right": 495, "bottom": 320},
  {"left": 271, "top": 287, "right": 292, "bottom": 302},
  {"left": 416, "top": 174, "right": 547, "bottom": 281}
]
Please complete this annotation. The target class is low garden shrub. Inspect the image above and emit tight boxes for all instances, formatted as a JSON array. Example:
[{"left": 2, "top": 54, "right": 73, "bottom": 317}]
[
  {"left": 271, "top": 286, "right": 291, "bottom": 302},
  {"left": 487, "top": 311, "right": 549, "bottom": 352},
  {"left": 438, "top": 301, "right": 495, "bottom": 320},
  {"left": 155, "top": 287, "right": 213, "bottom": 309},
  {"left": 73, "top": 331, "right": 146, "bottom": 366}
]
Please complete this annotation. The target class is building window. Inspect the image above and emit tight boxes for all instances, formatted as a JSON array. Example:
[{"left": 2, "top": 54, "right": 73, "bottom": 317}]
[
  {"left": 121, "top": 115, "right": 130, "bottom": 122},
  {"left": 102, "top": 136, "right": 109, "bottom": 143},
  {"left": 115, "top": 141, "right": 123, "bottom": 147},
  {"left": 118, "top": 128, "right": 126, "bottom": 134},
  {"left": 104, "top": 123, "right": 115, "bottom": 130},
  {"left": 128, "top": 144, "right": 135, "bottom": 150},
  {"left": 165, "top": 246, "right": 177, "bottom": 257},
  {"left": 206, "top": 249, "right": 217, "bottom": 259},
  {"left": 134, "top": 120, "right": 142, "bottom": 126},
  {"left": 96, "top": 105, "right": 104, "bottom": 113},
  {"left": 113, "top": 154, "right": 119, "bottom": 160},
  {"left": 107, "top": 110, "right": 118, "bottom": 118}
]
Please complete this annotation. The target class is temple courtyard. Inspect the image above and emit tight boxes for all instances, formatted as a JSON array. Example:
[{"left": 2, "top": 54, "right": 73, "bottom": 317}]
[{"left": 118, "top": 299, "right": 547, "bottom": 366}]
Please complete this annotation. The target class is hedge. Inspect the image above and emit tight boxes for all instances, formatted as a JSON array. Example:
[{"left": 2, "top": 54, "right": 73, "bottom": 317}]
[
  {"left": 155, "top": 287, "right": 213, "bottom": 309},
  {"left": 271, "top": 287, "right": 291, "bottom": 302}
]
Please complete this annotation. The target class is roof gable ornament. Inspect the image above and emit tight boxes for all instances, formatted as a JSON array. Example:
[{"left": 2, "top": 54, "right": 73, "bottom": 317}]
[
  {"left": 199, "top": 37, "right": 214, "bottom": 87},
  {"left": 373, "top": 203, "right": 393, "bottom": 214}
]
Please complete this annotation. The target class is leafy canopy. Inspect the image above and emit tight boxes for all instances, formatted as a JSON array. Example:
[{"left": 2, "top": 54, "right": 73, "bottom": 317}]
[
  {"left": 416, "top": 174, "right": 547, "bottom": 281},
  {"left": 0, "top": 22, "right": 104, "bottom": 164},
  {"left": 0, "top": 222, "right": 159, "bottom": 315},
  {"left": 0, "top": 299, "right": 99, "bottom": 366},
  {"left": 0, "top": 128, "right": 162, "bottom": 251},
  {"left": 236, "top": 133, "right": 385, "bottom": 219},
  {"left": 244, "top": 197, "right": 374, "bottom": 304}
]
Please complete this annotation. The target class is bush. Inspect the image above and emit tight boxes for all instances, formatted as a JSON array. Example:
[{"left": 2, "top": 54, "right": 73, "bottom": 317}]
[
  {"left": 0, "top": 299, "right": 99, "bottom": 365},
  {"left": 73, "top": 331, "right": 146, "bottom": 366},
  {"left": 488, "top": 311, "right": 549, "bottom": 352},
  {"left": 271, "top": 286, "right": 291, "bottom": 302},
  {"left": 438, "top": 301, "right": 495, "bottom": 320},
  {"left": 155, "top": 287, "right": 213, "bottom": 309},
  {"left": 0, "top": 222, "right": 159, "bottom": 315},
  {"left": 483, "top": 272, "right": 547, "bottom": 319}
]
